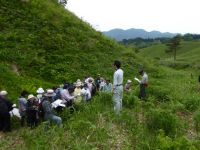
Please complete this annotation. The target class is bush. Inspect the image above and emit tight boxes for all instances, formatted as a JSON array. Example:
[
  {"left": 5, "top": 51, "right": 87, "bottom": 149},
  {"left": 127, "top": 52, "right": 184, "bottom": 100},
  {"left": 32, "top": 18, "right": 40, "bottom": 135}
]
[
  {"left": 146, "top": 109, "right": 179, "bottom": 137},
  {"left": 123, "top": 92, "right": 140, "bottom": 108},
  {"left": 193, "top": 110, "right": 200, "bottom": 134},
  {"left": 184, "top": 97, "right": 200, "bottom": 112},
  {"left": 155, "top": 130, "right": 198, "bottom": 150},
  {"left": 148, "top": 86, "right": 171, "bottom": 102}
]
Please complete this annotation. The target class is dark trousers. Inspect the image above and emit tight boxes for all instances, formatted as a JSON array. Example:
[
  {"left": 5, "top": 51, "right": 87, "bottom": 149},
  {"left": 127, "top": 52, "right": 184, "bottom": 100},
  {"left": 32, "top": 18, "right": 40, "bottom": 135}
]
[
  {"left": 26, "top": 110, "right": 38, "bottom": 128},
  {"left": 0, "top": 113, "right": 11, "bottom": 132},
  {"left": 21, "top": 116, "right": 26, "bottom": 127},
  {"left": 139, "top": 84, "right": 146, "bottom": 100}
]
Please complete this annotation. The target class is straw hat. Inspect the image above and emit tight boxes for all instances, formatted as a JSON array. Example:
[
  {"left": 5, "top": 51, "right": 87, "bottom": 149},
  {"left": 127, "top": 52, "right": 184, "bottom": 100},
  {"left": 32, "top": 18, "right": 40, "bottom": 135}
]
[
  {"left": 28, "top": 94, "right": 35, "bottom": 100},
  {"left": 0, "top": 91, "right": 8, "bottom": 96},
  {"left": 76, "top": 82, "right": 82, "bottom": 87},
  {"left": 36, "top": 87, "right": 44, "bottom": 94},
  {"left": 44, "top": 89, "right": 56, "bottom": 97}
]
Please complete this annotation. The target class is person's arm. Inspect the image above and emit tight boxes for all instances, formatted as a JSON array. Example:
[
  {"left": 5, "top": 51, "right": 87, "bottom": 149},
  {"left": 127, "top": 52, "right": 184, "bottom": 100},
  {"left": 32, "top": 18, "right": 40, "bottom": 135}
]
[
  {"left": 113, "top": 72, "right": 118, "bottom": 89},
  {"left": 65, "top": 91, "right": 75, "bottom": 101},
  {"left": 134, "top": 77, "right": 141, "bottom": 84}
]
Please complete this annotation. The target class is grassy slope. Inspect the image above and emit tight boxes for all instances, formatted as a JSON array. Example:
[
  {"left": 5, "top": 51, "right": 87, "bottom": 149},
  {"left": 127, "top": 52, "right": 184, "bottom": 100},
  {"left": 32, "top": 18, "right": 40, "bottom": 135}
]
[
  {"left": 0, "top": 0, "right": 200, "bottom": 149},
  {"left": 0, "top": 0, "right": 142, "bottom": 98},
  {"left": 139, "top": 41, "right": 200, "bottom": 67}
]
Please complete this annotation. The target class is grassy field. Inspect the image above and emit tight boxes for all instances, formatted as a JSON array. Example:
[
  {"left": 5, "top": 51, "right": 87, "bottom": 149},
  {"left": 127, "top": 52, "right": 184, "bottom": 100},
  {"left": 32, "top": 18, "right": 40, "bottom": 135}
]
[
  {"left": 1, "top": 65, "right": 200, "bottom": 149},
  {"left": 0, "top": 0, "right": 200, "bottom": 149},
  {"left": 139, "top": 41, "right": 200, "bottom": 69}
]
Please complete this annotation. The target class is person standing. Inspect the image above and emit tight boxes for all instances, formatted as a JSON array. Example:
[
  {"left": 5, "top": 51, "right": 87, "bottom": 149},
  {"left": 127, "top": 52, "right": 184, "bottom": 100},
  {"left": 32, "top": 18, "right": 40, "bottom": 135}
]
[
  {"left": 0, "top": 91, "right": 13, "bottom": 132},
  {"left": 138, "top": 69, "right": 148, "bottom": 100},
  {"left": 26, "top": 94, "right": 38, "bottom": 128},
  {"left": 18, "top": 91, "right": 28, "bottom": 127},
  {"left": 113, "top": 60, "right": 124, "bottom": 115}
]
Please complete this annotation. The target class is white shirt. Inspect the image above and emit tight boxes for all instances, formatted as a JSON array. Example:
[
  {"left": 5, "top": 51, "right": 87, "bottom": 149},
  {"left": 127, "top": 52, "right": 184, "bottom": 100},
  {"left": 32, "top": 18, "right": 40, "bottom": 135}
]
[
  {"left": 81, "top": 88, "right": 91, "bottom": 101},
  {"left": 140, "top": 72, "right": 148, "bottom": 84},
  {"left": 113, "top": 68, "right": 124, "bottom": 88},
  {"left": 61, "top": 89, "right": 75, "bottom": 101}
]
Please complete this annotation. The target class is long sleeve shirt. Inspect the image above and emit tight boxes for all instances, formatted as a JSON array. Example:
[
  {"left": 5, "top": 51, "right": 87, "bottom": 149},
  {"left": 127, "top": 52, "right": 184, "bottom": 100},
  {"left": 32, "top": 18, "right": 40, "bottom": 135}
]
[
  {"left": 61, "top": 89, "right": 75, "bottom": 101},
  {"left": 113, "top": 69, "right": 124, "bottom": 88},
  {"left": 18, "top": 97, "right": 27, "bottom": 113},
  {"left": 140, "top": 72, "right": 148, "bottom": 84}
]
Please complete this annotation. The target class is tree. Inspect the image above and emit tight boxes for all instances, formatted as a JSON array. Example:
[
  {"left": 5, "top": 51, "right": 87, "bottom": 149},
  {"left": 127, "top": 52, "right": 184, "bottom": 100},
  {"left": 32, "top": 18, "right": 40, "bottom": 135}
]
[{"left": 165, "top": 34, "right": 182, "bottom": 61}]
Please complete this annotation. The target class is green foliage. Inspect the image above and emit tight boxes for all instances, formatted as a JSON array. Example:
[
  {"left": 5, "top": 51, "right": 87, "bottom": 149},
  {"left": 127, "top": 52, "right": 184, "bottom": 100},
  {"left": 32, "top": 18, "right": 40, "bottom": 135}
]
[
  {"left": 123, "top": 91, "right": 140, "bottom": 108},
  {"left": 155, "top": 130, "right": 198, "bottom": 150},
  {"left": 0, "top": 0, "right": 200, "bottom": 149},
  {"left": 146, "top": 109, "right": 179, "bottom": 136},
  {"left": 148, "top": 86, "right": 171, "bottom": 102},
  {"left": 139, "top": 40, "right": 200, "bottom": 69},
  {"left": 193, "top": 110, "right": 200, "bottom": 134},
  {"left": 183, "top": 97, "right": 200, "bottom": 112}
]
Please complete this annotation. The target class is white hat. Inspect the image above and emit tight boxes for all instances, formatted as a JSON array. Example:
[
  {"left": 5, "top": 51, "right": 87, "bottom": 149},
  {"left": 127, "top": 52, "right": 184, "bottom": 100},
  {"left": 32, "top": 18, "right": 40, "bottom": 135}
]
[
  {"left": 12, "top": 104, "right": 17, "bottom": 107},
  {"left": 44, "top": 89, "right": 56, "bottom": 97},
  {"left": 76, "top": 79, "right": 81, "bottom": 82},
  {"left": 0, "top": 91, "right": 8, "bottom": 96},
  {"left": 127, "top": 79, "right": 132, "bottom": 83},
  {"left": 76, "top": 81, "right": 82, "bottom": 87},
  {"left": 28, "top": 94, "right": 35, "bottom": 100},
  {"left": 36, "top": 87, "right": 44, "bottom": 94}
]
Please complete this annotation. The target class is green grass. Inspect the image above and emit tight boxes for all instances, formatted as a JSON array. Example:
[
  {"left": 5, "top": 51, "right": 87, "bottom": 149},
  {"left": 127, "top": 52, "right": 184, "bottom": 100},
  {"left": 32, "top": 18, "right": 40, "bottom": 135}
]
[
  {"left": 0, "top": 0, "right": 200, "bottom": 149},
  {"left": 139, "top": 41, "right": 200, "bottom": 69}
]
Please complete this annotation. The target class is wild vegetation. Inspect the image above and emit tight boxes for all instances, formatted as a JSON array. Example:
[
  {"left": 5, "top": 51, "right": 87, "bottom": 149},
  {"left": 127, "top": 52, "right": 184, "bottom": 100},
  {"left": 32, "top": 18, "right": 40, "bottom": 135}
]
[{"left": 0, "top": 0, "right": 200, "bottom": 149}]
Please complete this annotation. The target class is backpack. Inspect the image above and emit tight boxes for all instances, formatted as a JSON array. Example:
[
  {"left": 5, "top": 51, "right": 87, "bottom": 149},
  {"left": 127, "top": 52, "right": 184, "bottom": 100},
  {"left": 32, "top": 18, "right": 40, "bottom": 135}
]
[{"left": 0, "top": 99, "right": 8, "bottom": 114}]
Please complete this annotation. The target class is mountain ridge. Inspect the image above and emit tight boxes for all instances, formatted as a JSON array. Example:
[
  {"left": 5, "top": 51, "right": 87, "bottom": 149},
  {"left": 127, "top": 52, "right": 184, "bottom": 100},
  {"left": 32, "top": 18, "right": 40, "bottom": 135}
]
[{"left": 103, "top": 28, "right": 177, "bottom": 41}]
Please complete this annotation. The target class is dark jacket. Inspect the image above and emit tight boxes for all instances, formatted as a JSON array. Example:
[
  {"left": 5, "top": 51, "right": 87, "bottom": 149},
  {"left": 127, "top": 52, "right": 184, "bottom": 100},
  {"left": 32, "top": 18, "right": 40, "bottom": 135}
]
[{"left": 0, "top": 96, "right": 13, "bottom": 114}]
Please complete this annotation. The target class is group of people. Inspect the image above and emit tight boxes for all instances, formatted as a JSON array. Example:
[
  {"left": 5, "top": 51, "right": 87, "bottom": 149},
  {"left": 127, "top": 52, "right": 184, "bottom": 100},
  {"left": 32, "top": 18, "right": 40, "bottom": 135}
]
[{"left": 0, "top": 60, "right": 148, "bottom": 132}]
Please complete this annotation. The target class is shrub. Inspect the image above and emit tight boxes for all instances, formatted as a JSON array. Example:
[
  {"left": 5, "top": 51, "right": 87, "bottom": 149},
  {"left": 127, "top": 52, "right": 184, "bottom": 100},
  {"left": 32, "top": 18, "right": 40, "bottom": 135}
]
[
  {"left": 146, "top": 109, "right": 179, "bottom": 137},
  {"left": 155, "top": 130, "right": 198, "bottom": 150},
  {"left": 193, "top": 110, "right": 200, "bottom": 134},
  {"left": 183, "top": 97, "right": 200, "bottom": 112},
  {"left": 148, "top": 86, "right": 171, "bottom": 102},
  {"left": 123, "top": 92, "right": 140, "bottom": 108}
]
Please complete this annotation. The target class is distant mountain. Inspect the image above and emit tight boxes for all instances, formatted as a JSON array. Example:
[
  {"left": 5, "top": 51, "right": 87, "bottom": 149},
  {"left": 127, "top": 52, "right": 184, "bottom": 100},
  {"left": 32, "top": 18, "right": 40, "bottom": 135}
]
[{"left": 103, "top": 28, "right": 177, "bottom": 41}]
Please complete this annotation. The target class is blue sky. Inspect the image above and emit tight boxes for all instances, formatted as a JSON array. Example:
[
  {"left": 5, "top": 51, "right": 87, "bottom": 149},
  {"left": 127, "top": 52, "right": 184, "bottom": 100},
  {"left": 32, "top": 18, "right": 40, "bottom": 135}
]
[{"left": 67, "top": 0, "right": 200, "bottom": 34}]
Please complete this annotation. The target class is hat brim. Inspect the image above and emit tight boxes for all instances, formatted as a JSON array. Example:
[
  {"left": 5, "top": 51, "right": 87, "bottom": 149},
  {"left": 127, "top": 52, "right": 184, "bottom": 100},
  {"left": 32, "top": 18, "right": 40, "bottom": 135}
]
[
  {"left": 44, "top": 93, "right": 56, "bottom": 97},
  {"left": 28, "top": 96, "right": 35, "bottom": 100},
  {"left": 37, "top": 91, "right": 44, "bottom": 94}
]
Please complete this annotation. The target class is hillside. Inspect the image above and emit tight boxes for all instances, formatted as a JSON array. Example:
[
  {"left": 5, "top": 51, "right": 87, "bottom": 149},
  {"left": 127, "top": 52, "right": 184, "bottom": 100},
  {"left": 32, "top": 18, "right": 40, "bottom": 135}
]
[
  {"left": 0, "top": 0, "right": 142, "bottom": 97},
  {"left": 103, "top": 28, "right": 176, "bottom": 41},
  {"left": 139, "top": 41, "right": 200, "bottom": 69},
  {"left": 0, "top": 0, "right": 200, "bottom": 149}
]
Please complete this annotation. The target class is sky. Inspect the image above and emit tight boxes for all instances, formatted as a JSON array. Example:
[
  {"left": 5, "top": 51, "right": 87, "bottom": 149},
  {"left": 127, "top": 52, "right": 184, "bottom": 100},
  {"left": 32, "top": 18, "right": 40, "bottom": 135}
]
[{"left": 66, "top": 0, "right": 200, "bottom": 34}]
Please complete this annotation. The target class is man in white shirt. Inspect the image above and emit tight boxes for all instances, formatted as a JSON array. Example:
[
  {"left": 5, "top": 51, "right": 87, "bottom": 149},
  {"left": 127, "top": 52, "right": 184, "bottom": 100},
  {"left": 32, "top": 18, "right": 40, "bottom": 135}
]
[{"left": 113, "top": 60, "right": 124, "bottom": 115}]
